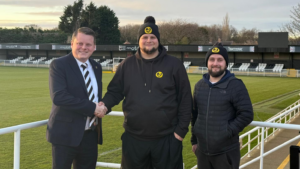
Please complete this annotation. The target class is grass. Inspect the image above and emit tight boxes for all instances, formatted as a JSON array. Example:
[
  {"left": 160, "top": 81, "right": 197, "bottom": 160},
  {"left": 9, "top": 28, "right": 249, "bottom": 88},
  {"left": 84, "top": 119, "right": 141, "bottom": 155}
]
[
  {"left": 271, "top": 95, "right": 300, "bottom": 110},
  {"left": 0, "top": 67, "right": 300, "bottom": 169}
]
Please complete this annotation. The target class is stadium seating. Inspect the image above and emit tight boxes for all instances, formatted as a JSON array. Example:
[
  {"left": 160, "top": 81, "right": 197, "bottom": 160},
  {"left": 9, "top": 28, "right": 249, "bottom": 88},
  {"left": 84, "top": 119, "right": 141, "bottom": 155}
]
[
  {"left": 45, "top": 57, "right": 57, "bottom": 64},
  {"left": 93, "top": 59, "right": 100, "bottom": 63},
  {"left": 100, "top": 59, "right": 112, "bottom": 66},
  {"left": 9, "top": 56, "right": 23, "bottom": 63},
  {"left": 183, "top": 61, "right": 191, "bottom": 69},
  {"left": 265, "top": 64, "right": 275, "bottom": 70},
  {"left": 239, "top": 63, "right": 250, "bottom": 71},
  {"left": 256, "top": 63, "right": 267, "bottom": 71},
  {"left": 32, "top": 57, "right": 47, "bottom": 64},
  {"left": 231, "top": 63, "right": 242, "bottom": 69},
  {"left": 273, "top": 64, "right": 284, "bottom": 72},
  {"left": 21, "top": 56, "right": 35, "bottom": 63},
  {"left": 248, "top": 63, "right": 258, "bottom": 69},
  {"left": 228, "top": 63, "right": 234, "bottom": 69}
]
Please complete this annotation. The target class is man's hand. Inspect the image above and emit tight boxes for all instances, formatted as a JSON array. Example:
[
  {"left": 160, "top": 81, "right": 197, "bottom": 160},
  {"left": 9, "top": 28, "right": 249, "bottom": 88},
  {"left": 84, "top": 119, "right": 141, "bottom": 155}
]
[
  {"left": 192, "top": 144, "right": 197, "bottom": 154},
  {"left": 174, "top": 132, "right": 183, "bottom": 141},
  {"left": 94, "top": 102, "right": 107, "bottom": 118}
]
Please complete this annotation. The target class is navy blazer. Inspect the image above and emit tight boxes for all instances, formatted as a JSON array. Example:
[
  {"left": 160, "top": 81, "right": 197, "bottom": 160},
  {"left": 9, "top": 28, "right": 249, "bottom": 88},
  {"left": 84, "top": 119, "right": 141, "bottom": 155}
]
[{"left": 46, "top": 53, "right": 103, "bottom": 147}]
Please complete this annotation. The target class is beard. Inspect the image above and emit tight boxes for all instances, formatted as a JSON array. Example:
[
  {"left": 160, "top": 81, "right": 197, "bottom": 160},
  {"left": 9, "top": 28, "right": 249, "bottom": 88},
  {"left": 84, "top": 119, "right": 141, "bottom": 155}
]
[
  {"left": 141, "top": 46, "right": 158, "bottom": 54},
  {"left": 208, "top": 66, "right": 226, "bottom": 77}
]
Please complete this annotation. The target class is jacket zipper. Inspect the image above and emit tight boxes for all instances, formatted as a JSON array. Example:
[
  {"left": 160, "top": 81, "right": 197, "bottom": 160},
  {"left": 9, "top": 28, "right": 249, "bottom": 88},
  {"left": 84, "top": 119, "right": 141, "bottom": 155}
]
[{"left": 206, "top": 88, "right": 212, "bottom": 155}]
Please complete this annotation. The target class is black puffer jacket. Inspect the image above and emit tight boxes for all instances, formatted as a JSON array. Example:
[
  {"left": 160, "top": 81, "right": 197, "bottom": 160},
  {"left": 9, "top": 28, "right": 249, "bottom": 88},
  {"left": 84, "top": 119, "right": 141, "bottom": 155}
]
[{"left": 191, "top": 71, "right": 253, "bottom": 155}]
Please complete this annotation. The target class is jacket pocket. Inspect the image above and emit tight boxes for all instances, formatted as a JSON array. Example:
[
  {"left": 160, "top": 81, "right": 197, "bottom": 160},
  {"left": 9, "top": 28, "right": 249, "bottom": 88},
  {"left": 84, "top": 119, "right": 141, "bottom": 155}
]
[{"left": 209, "top": 122, "right": 230, "bottom": 147}]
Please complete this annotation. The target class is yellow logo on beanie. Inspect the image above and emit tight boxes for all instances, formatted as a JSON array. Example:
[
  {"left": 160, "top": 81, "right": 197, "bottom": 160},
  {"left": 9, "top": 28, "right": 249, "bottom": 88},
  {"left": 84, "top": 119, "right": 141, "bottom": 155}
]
[
  {"left": 156, "top": 71, "right": 163, "bottom": 78},
  {"left": 145, "top": 27, "right": 152, "bottom": 34},
  {"left": 212, "top": 47, "right": 220, "bottom": 53}
]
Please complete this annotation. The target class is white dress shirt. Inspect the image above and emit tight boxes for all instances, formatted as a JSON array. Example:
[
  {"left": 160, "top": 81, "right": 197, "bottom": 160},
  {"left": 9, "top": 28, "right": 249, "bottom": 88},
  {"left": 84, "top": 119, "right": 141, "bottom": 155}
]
[{"left": 75, "top": 58, "right": 98, "bottom": 130}]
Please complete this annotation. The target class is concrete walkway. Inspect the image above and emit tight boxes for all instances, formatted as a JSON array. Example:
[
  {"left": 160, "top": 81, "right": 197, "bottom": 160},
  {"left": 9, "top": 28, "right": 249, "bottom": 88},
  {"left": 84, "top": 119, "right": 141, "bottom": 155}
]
[{"left": 240, "top": 115, "right": 300, "bottom": 169}]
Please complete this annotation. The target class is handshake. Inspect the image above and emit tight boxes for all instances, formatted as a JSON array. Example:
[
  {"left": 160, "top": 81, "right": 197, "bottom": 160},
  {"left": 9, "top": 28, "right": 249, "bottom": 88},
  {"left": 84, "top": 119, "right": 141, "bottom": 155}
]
[{"left": 94, "top": 101, "right": 108, "bottom": 118}]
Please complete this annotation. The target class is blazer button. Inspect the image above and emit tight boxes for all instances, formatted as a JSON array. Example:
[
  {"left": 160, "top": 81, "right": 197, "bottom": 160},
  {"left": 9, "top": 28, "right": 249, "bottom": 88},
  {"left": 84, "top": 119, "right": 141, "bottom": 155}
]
[{"left": 84, "top": 117, "right": 87, "bottom": 120}]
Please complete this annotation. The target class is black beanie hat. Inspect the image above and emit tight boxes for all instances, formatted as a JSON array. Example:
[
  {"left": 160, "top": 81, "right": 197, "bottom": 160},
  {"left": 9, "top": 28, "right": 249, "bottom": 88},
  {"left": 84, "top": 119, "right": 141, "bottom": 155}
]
[
  {"left": 138, "top": 16, "right": 160, "bottom": 43},
  {"left": 205, "top": 42, "right": 228, "bottom": 67}
]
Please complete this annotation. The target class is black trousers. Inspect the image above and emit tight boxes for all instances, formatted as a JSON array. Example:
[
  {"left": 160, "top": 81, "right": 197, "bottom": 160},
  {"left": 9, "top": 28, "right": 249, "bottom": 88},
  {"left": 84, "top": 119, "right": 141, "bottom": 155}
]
[
  {"left": 196, "top": 147, "right": 240, "bottom": 169},
  {"left": 121, "top": 132, "right": 183, "bottom": 169},
  {"left": 51, "top": 130, "right": 98, "bottom": 169}
]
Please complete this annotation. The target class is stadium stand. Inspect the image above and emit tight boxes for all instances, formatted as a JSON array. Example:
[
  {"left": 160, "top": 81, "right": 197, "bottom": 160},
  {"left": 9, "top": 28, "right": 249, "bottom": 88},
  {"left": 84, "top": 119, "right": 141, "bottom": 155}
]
[
  {"left": 45, "top": 57, "right": 57, "bottom": 64},
  {"left": 9, "top": 56, "right": 23, "bottom": 63},
  {"left": 93, "top": 59, "right": 100, "bottom": 63},
  {"left": 228, "top": 62, "right": 234, "bottom": 69},
  {"left": 265, "top": 64, "right": 275, "bottom": 70},
  {"left": 256, "top": 63, "right": 267, "bottom": 71},
  {"left": 100, "top": 59, "right": 112, "bottom": 66},
  {"left": 183, "top": 61, "right": 191, "bottom": 69},
  {"left": 248, "top": 63, "right": 258, "bottom": 69},
  {"left": 273, "top": 64, "right": 284, "bottom": 72},
  {"left": 32, "top": 57, "right": 46, "bottom": 64},
  {"left": 21, "top": 56, "right": 35, "bottom": 63},
  {"left": 239, "top": 63, "right": 250, "bottom": 71},
  {"left": 231, "top": 63, "right": 242, "bottom": 69}
]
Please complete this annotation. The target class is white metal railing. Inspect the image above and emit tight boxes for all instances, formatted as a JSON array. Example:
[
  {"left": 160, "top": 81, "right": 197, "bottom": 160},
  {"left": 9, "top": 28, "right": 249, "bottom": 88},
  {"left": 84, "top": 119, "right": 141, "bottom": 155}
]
[
  {"left": 240, "top": 121, "right": 300, "bottom": 169},
  {"left": 239, "top": 100, "right": 300, "bottom": 159},
  {"left": 191, "top": 122, "right": 300, "bottom": 169},
  {"left": 0, "top": 59, "right": 51, "bottom": 68},
  {"left": 0, "top": 59, "right": 114, "bottom": 71},
  {"left": 1, "top": 60, "right": 300, "bottom": 77},
  {"left": 2, "top": 102, "right": 300, "bottom": 169},
  {"left": 185, "top": 66, "right": 300, "bottom": 78},
  {"left": 0, "top": 111, "right": 124, "bottom": 169}
]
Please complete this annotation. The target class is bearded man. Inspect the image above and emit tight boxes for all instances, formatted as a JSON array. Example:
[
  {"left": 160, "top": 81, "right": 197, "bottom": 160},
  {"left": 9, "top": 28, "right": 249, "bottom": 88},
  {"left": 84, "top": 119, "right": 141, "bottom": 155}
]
[
  {"left": 191, "top": 43, "right": 253, "bottom": 169},
  {"left": 101, "top": 16, "right": 192, "bottom": 169}
]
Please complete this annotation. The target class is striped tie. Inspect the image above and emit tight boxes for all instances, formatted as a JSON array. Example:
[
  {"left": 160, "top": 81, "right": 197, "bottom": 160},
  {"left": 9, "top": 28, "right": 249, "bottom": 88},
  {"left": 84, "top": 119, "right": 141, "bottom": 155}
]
[
  {"left": 81, "top": 63, "right": 95, "bottom": 101},
  {"left": 81, "top": 63, "right": 97, "bottom": 130}
]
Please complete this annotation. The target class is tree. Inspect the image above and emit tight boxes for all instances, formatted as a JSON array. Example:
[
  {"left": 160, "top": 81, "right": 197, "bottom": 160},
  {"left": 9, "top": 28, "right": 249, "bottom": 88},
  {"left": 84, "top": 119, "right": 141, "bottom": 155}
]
[
  {"left": 231, "top": 28, "right": 258, "bottom": 44},
  {"left": 58, "top": 0, "right": 83, "bottom": 34},
  {"left": 119, "top": 24, "right": 140, "bottom": 44},
  {"left": 0, "top": 26, "right": 68, "bottom": 43},
  {"left": 81, "top": 2, "right": 98, "bottom": 29},
  {"left": 222, "top": 13, "right": 230, "bottom": 41},
  {"left": 93, "top": 6, "right": 120, "bottom": 44},
  {"left": 58, "top": 1, "right": 121, "bottom": 44},
  {"left": 205, "top": 24, "right": 222, "bottom": 44},
  {"left": 159, "top": 19, "right": 200, "bottom": 44},
  {"left": 280, "top": 3, "right": 300, "bottom": 44}
]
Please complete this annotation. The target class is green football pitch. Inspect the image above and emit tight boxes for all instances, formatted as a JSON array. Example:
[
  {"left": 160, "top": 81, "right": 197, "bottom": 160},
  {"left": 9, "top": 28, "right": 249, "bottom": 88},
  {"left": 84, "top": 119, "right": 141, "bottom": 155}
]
[{"left": 0, "top": 66, "right": 300, "bottom": 169}]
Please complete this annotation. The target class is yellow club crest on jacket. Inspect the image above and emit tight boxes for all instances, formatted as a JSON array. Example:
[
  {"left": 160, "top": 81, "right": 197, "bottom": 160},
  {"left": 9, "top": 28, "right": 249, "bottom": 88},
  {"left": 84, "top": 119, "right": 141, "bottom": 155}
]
[
  {"left": 156, "top": 71, "right": 163, "bottom": 78},
  {"left": 144, "top": 27, "right": 152, "bottom": 34},
  {"left": 212, "top": 47, "right": 220, "bottom": 53}
]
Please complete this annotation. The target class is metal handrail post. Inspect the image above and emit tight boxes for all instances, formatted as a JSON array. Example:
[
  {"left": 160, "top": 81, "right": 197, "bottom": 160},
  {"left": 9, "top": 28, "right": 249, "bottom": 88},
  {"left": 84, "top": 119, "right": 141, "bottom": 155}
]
[
  {"left": 260, "top": 127, "right": 265, "bottom": 169},
  {"left": 14, "top": 130, "right": 21, "bottom": 169}
]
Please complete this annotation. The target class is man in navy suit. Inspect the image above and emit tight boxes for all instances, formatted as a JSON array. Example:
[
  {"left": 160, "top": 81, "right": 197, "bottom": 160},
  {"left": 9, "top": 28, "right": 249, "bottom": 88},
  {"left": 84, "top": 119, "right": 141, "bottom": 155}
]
[{"left": 47, "top": 27, "right": 106, "bottom": 169}]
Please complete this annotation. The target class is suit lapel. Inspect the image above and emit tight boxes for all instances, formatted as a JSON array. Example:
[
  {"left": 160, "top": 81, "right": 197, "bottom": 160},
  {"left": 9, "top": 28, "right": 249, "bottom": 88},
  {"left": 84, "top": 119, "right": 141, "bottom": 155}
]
[{"left": 67, "top": 53, "right": 89, "bottom": 97}]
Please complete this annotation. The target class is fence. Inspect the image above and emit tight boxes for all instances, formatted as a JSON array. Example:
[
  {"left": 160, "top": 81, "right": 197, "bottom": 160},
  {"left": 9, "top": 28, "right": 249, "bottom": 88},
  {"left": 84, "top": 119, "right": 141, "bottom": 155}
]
[
  {"left": 0, "top": 112, "right": 124, "bottom": 169},
  {"left": 239, "top": 100, "right": 300, "bottom": 160},
  {"left": 186, "top": 66, "right": 300, "bottom": 78},
  {"left": 2, "top": 99, "right": 300, "bottom": 169},
  {"left": 1, "top": 60, "right": 300, "bottom": 77},
  {"left": 0, "top": 60, "right": 114, "bottom": 71}
]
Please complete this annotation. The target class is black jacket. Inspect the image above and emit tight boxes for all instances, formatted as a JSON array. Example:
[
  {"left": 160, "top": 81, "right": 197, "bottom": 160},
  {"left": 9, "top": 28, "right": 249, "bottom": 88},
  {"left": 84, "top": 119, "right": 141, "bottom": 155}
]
[
  {"left": 103, "top": 46, "right": 192, "bottom": 140},
  {"left": 191, "top": 70, "right": 253, "bottom": 155}
]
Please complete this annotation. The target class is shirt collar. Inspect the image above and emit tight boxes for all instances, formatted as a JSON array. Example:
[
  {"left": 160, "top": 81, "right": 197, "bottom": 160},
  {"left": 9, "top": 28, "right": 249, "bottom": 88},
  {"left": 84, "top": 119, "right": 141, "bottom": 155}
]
[{"left": 75, "top": 58, "right": 91, "bottom": 69}]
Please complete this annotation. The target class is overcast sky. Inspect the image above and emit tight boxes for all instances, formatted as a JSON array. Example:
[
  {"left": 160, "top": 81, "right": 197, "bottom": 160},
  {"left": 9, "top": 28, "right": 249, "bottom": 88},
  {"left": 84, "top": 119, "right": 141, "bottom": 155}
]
[{"left": 0, "top": 0, "right": 298, "bottom": 31}]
